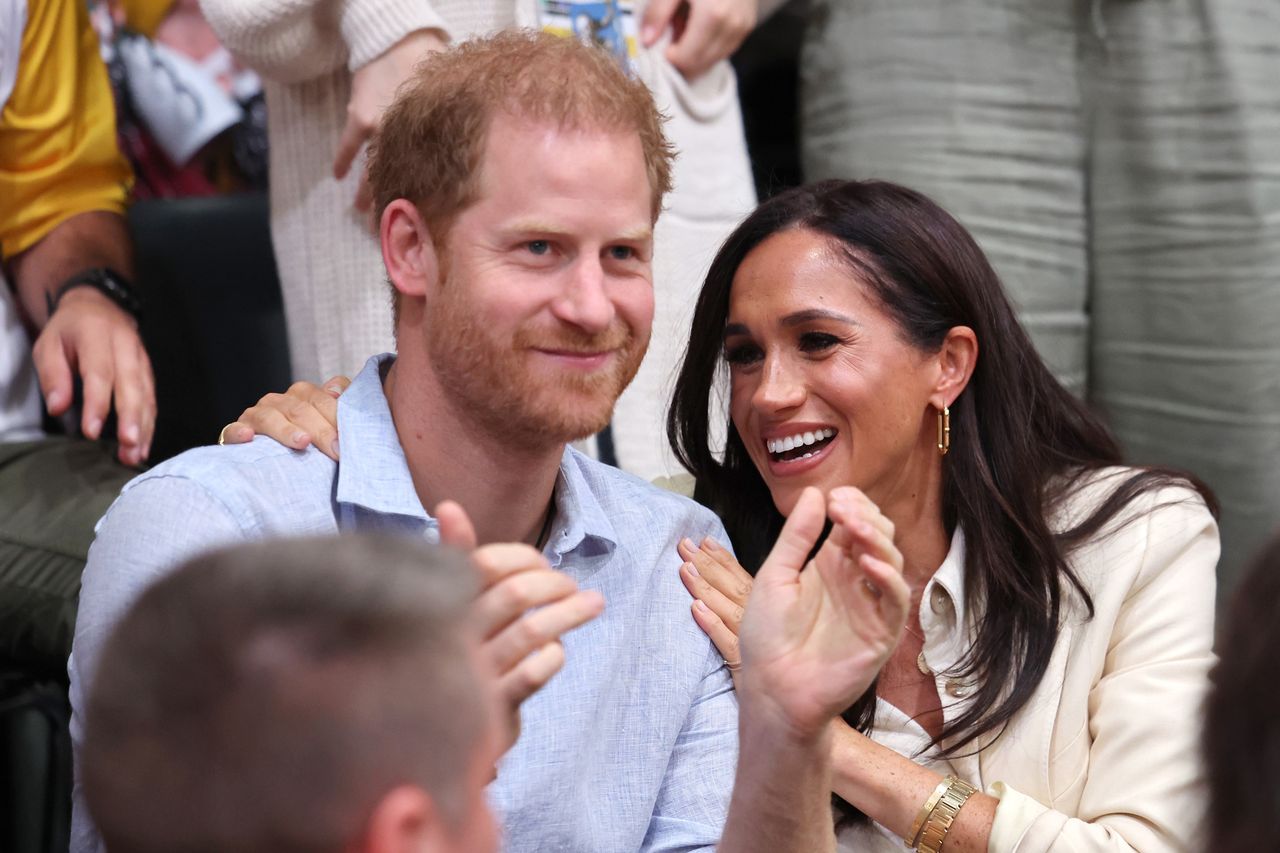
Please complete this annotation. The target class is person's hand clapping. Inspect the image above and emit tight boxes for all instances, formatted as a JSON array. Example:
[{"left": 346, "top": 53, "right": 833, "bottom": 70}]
[
  {"left": 736, "top": 486, "right": 909, "bottom": 738},
  {"left": 437, "top": 501, "right": 605, "bottom": 755}
]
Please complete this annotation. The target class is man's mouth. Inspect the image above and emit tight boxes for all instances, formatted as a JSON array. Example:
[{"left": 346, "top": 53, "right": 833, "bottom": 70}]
[
  {"left": 766, "top": 428, "right": 837, "bottom": 462},
  {"left": 532, "top": 348, "right": 617, "bottom": 369}
]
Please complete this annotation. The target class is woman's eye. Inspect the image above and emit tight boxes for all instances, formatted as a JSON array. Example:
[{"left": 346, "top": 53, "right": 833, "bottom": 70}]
[
  {"left": 799, "top": 332, "right": 840, "bottom": 353},
  {"left": 527, "top": 240, "right": 551, "bottom": 255},
  {"left": 724, "top": 343, "right": 762, "bottom": 366}
]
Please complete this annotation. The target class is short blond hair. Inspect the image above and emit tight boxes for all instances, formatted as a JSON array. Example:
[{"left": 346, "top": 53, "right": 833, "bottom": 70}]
[{"left": 369, "top": 29, "right": 675, "bottom": 237}]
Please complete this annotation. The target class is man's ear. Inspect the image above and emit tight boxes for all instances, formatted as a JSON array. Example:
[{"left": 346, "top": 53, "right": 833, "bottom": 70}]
[
  {"left": 930, "top": 325, "right": 978, "bottom": 409},
  {"left": 381, "top": 200, "right": 441, "bottom": 302},
  {"left": 358, "top": 785, "right": 448, "bottom": 853}
]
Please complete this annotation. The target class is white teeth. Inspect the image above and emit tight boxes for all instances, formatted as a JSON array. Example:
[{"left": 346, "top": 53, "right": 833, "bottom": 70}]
[
  {"left": 767, "top": 428, "right": 836, "bottom": 456},
  {"left": 802, "top": 452, "right": 813, "bottom": 458}
]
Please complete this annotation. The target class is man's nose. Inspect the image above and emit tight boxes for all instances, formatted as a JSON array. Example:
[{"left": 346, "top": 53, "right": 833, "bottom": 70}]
[{"left": 551, "top": 256, "right": 615, "bottom": 334}]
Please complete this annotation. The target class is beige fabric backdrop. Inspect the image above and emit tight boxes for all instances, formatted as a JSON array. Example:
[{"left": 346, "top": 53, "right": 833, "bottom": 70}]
[{"left": 801, "top": 0, "right": 1280, "bottom": 587}]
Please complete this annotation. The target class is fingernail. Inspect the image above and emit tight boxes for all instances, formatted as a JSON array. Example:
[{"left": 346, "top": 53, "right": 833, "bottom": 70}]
[
  {"left": 702, "top": 536, "right": 718, "bottom": 549},
  {"left": 642, "top": 24, "right": 656, "bottom": 43},
  {"left": 694, "top": 599, "right": 709, "bottom": 613},
  {"left": 324, "top": 384, "right": 343, "bottom": 397},
  {"left": 331, "top": 438, "right": 340, "bottom": 458},
  {"left": 680, "top": 537, "right": 695, "bottom": 550},
  {"left": 684, "top": 561, "right": 699, "bottom": 578},
  {"left": 87, "top": 417, "right": 102, "bottom": 438},
  {"left": 122, "top": 422, "right": 139, "bottom": 444},
  {"left": 291, "top": 431, "right": 309, "bottom": 447},
  {"left": 46, "top": 390, "right": 63, "bottom": 409}
]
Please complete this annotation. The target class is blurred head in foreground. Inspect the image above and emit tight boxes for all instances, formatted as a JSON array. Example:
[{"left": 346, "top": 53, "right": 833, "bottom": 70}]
[
  {"left": 82, "top": 534, "right": 498, "bottom": 853},
  {"left": 1204, "top": 525, "right": 1280, "bottom": 852}
]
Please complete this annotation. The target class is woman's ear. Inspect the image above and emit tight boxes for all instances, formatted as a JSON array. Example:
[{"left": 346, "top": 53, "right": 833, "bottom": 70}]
[
  {"left": 381, "top": 199, "right": 441, "bottom": 302},
  {"left": 931, "top": 325, "right": 978, "bottom": 408}
]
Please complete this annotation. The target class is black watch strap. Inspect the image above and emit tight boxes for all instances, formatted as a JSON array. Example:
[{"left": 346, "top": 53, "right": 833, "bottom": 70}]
[{"left": 46, "top": 267, "right": 143, "bottom": 319}]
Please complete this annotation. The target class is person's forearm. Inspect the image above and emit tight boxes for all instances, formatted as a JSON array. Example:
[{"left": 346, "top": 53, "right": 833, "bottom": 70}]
[
  {"left": 719, "top": 705, "right": 836, "bottom": 853},
  {"left": 832, "top": 725, "right": 995, "bottom": 853},
  {"left": 6, "top": 210, "right": 133, "bottom": 329}
]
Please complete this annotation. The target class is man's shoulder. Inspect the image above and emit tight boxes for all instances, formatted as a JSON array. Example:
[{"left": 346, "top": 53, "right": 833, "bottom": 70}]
[
  {"left": 117, "top": 437, "right": 336, "bottom": 517},
  {"left": 567, "top": 450, "right": 720, "bottom": 529}
]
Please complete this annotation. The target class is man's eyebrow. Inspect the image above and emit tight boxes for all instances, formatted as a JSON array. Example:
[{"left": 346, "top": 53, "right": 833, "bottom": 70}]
[{"left": 500, "top": 222, "right": 653, "bottom": 242}]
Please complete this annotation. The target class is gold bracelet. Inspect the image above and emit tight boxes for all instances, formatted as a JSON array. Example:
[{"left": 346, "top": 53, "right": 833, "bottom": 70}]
[
  {"left": 915, "top": 776, "right": 978, "bottom": 853},
  {"left": 905, "top": 778, "right": 951, "bottom": 848}
]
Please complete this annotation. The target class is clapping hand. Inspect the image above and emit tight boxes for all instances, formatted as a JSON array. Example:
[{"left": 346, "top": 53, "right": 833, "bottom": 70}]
[
  {"left": 734, "top": 486, "right": 908, "bottom": 737},
  {"left": 437, "top": 501, "right": 605, "bottom": 754}
]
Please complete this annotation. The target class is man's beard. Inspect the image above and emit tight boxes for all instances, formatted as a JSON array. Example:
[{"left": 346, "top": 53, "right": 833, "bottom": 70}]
[{"left": 425, "top": 284, "right": 647, "bottom": 452}]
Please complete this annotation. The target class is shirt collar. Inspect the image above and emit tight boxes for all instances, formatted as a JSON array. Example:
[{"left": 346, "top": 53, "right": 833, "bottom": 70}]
[
  {"left": 334, "top": 354, "right": 618, "bottom": 564},
  {"left": 544, "top": 447, "right": 618, "bottom": 569},
  {"left": 919, "top": 527, "right": 969, "bottom": 663},
  {"left": 334, "top": 354, "right": 430, "bottom": 522}
]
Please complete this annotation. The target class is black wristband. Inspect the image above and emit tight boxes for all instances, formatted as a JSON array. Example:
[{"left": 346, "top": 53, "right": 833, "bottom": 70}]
[{"left": 46, "top": 267, "right": 142, "bottom": 320}]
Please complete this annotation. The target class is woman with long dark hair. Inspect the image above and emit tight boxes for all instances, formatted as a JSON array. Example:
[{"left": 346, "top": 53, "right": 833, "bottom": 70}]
[
  {"left": 668, "top": 179, "right": 1218, "bottom": 850},
  {"left": 224, "top": 178, "right": 1219, "bottom": 851}
]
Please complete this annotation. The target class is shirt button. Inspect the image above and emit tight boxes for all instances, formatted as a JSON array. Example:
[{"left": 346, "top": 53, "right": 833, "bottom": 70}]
[
  {"left": 930, "top": 586, "right": 951, "bottom": 614},
  {"left": 945, "top": 678, "right": 970, "bottom": 698}
]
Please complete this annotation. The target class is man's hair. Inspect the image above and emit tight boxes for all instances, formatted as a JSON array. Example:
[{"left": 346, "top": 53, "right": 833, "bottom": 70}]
[
  {"left": 82, "top": 534, "right": 485, "bottom": 853},
  {"left": 367, "top": 29, "right": 676, "bottom": 320}
]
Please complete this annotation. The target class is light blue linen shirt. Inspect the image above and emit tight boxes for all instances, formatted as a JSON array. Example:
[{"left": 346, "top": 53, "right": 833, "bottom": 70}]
[{"left": 69, "top": 354, "right": 738, "bottom": 852}]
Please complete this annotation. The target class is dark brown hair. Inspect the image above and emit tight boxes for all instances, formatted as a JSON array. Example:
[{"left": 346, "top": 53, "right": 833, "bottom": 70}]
[
  {"left": 1204, "top": 526, "right": 1280, "bottom": 851},
  {"left": 668, "top": 180, "right": 1214, "bottom": 818},
  {"left": 82, "top": 534, "right": 485, "bottom": 853}
]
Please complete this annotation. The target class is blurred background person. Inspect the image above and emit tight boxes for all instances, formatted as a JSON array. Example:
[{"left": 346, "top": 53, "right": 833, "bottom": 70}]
[
  {"left": 798, "top": 0, "right": 1280, "bottom": 588},
  {"left": 1203, "top": 524, "right": 1280, "bottom": 852},
  {"left": 81, "top": 534, "right": 502, "bottom": 853}
]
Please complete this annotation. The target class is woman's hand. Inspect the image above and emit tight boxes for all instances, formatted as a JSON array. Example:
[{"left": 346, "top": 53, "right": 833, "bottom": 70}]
[
  {"left": 737, "top": 486, "right": 908, "bottom": 738},
  {"left": 218, "top": 375, "right": 350, "bottom": 460},
  {"left": 680, "top": 486, "right": 902, "bottom": 694},
  {"left": 678, "top": 535, "right": 753, "bottom": 687}
]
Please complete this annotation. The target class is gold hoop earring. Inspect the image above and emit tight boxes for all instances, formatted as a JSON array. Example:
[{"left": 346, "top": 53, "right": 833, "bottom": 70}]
[{"left": 937, "top": 404, "right": 950, "bottom": 456}]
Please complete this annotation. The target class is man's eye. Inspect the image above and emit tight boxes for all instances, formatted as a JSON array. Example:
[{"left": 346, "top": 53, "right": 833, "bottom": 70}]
[
  {"left": 527, "top": 240, "right": 551, "bottom": 255},
  {"left": 608, "top": 246, "right": 634, "bottom": 261}
]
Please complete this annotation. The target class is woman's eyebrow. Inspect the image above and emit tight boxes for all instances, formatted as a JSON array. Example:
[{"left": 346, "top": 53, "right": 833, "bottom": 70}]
[
  {"left": 723, "top": 322, "right": 750, "bottom": 339},
  {"left": 780, "top": 308, "right": 860, "bottom": 328}
]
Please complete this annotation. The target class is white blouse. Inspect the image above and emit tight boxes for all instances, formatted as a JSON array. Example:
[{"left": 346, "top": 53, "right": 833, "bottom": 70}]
[{"left": 837, "top": 529, "right": 984, "bottom": 851}]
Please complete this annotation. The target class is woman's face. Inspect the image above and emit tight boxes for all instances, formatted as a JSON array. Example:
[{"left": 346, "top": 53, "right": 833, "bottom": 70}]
[{"left": 724, "top": 228, "right": 943, "bottom": 516}]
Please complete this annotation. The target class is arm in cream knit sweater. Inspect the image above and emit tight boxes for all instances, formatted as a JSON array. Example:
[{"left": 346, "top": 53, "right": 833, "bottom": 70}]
[{"left": 199, "top": 0, "right": 450, "bottom": 82}]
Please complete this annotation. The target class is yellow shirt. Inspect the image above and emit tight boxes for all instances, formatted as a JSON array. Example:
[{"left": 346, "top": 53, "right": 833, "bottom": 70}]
[{"left": 0, "top": 0, "right": 132, "bottom": 259}]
